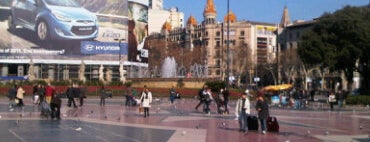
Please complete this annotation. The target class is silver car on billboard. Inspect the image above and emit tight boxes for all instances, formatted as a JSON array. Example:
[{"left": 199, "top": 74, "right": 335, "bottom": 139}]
[{"left": 8, "top": 0, "right": 98, "bottom": 41}]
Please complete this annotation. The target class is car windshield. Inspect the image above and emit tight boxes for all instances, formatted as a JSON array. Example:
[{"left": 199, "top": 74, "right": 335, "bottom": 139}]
[{"left": 44, "top": 0, "right": 80, "bottom": 7}]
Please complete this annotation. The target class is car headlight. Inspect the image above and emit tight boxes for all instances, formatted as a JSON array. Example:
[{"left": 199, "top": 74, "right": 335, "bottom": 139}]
[{"left": 52, "top": 11, "right": 72, "bottom": 22}]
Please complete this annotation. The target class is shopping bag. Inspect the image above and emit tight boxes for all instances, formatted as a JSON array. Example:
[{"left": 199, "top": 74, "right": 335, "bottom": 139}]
[{"left": 139, "top": 106, "right": 144, "bottom": 114}]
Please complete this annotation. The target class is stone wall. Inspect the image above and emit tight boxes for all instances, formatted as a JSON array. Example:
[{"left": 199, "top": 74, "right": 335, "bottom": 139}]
[{"left": 129, "top": 78, "right": 213, "bottom": 89}]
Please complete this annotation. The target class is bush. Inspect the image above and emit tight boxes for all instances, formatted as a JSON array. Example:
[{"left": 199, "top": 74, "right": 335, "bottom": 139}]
[
  {"left": 346, "top": 95, "right": 370, "bottom": 106},
  {"left": 124, "top": 82, "right": 133, "bottom": 87},
  {"left": 108, "top": 81, "right": 123, "bottom": 86},
  {"left": 205, "top": 81, "right": 226, "bottom": 92}
]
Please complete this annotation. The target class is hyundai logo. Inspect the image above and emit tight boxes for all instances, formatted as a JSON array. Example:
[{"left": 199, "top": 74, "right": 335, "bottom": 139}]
[{"left": 85, "top": 45, "right": 95, "bottom": 51}]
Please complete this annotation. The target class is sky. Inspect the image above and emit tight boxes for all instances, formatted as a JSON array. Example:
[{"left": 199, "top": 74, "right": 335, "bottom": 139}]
[{"left": 163, "top": 0, "right": 369, "bottom": 24}]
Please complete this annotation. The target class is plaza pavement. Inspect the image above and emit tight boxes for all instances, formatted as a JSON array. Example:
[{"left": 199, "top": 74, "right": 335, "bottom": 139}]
[{"left": 0, "top": 96, "right": 369, "bottom": 142}]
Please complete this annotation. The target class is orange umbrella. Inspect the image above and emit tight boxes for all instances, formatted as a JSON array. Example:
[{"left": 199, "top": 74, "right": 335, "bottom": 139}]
[{"left": 262, "top": 84, "right": 293, "bottom": 91}]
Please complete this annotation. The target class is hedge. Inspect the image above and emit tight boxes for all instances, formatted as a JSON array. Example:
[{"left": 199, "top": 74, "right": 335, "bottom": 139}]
[{"left": 346, "top": 95, "right": 370, "bottom": 106}]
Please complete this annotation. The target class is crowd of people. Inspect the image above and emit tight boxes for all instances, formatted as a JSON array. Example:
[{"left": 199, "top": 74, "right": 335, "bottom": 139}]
[
  {"left": 6, "top": 83, "right": 275, "bottom": 134},
  {"left": 270, "top": 88, "right": 349, "bottom": 111}
]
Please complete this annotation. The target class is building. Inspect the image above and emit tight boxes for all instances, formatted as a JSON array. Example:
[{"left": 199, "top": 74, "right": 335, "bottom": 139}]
[
  {"left": 148, "top": 1, "right": 184, "bottom": 35},
  {"left": 149, "top": 0, "right": 163, "bottom": 10},
  {"left": 148, "top": 0, "right": 277, "bottom": 84}
]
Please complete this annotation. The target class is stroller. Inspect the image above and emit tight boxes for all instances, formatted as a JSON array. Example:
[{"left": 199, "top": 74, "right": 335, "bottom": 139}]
[{"left": 40, "top": 100, "right": 51, "bottom": 117}]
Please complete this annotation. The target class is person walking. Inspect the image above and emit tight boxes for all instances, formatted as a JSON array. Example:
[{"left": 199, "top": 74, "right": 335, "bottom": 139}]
[
  {"left": 256, "top": 93, "right": 269, "bottom": 134},
  {"left": 195, "top": 85, "right": 207, "bottom": 111},
  {"left": 79, "top": 85, "right": 87, "bottom": 106},
  {"left": 222, "top": 88, "right": 230, "bottom": 114},
  {"left": 8, "top": 85, "right": 17, "bottom": 110},
  {"left": 37, "top": 84, "right": 45, "bottom": 105},
  {"left": 66, "top": 85, "right": 77, "bottom": 108},
  {"left": 328, "top": 91, "right": 336, "bottom": 111},
  {"left": 50, "top": 93, "right": 62, "bottom": 119},
  {"left": 16, "top": 85, "right": 25, "bottom": 107},
  {"left": 100, "top": 86, "right": 107, "bottom": 106},
  {"left": 169, "top": 86, "right": 176, "bottom": 104},
  {"left": 203, "top": 88, "right": 213, "bottom": 114},
  {"left": 140, "top": 86, "right": 152, "bottom": 118},
  {"left": 125, "top": 85, "right": 133, "bottom": 106},
  {"left": 235, "top": 93, "right": 250, "bottom": 133},
  {"left": 45, "top": 83, "right": 55, "bottom": 104},
  {"left": 32, "top": 84, "right": 39, "bottom": 104}
]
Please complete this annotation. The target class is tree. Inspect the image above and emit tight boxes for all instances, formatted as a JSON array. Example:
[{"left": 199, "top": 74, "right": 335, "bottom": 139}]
[{"left": 299, "top": 6, "right": 370, "bottom": 91}]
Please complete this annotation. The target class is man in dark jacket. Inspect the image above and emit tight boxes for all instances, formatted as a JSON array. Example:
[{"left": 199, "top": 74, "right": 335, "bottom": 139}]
[
  {"left": 256, "top": 93, "right": 269, "bottom": 134},
  {"left": 66, "top": 85, "right": 77, "bottom": 108},
  {"left": 50, "top": 93, "right": 62, "bottom": 119},
  {"left": 8, "top": 85, "right": 17, "bottom": 110},
  {"left": 195, "top": 85, "right": 207, "bottom": 111}
]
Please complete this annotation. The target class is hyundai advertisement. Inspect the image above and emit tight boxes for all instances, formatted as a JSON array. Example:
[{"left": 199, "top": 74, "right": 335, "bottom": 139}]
[{"left": 0, "top": 0, "right": 130, "bottom": 62}]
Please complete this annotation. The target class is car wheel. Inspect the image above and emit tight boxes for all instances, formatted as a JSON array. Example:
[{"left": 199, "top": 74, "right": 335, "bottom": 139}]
[
  {"left": 8, "top": 15, "right": 16, "bottom": 31},
  {"left": 37, "top": 21, "right": 49, "bottom": 41}
]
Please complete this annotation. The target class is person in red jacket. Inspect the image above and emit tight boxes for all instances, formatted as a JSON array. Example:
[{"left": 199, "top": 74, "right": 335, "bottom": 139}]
[{"left": 45, "top": 83, "right": 55, "bottom": 104}]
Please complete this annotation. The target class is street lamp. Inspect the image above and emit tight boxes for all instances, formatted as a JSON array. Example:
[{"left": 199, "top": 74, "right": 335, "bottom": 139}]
[
  {"left": 226, "top": 0, "right": 230, "bottom": 90},
  {"left": 114, "top": 38, "right": 126, "bottom": 64}
]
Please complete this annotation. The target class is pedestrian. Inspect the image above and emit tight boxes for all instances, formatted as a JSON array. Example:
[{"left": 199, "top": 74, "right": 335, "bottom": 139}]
[
  {"left": 256, "top": 93, "right": 269, "bottom": 134},
  {"left": 310, "top": 89, "right": 316, "bottom": 101},
  {"left": 8, "top": 85, "right": 17, "bottom": 110},
  {"left": 66, "top": 84, "right": 77, "bottom": 108},
  {"left": 79, "top": 85, "right": 87, "bottom": 106},
  {"left": 32, "top": 84, "right": 39, "bottom": 104},
  {"left": 235, "top": 92, "right": 250, "bottom": 133},
  {"left": 293, "top": 89, "right": 302, "bottom": 109},
  {"left": 38, "top": 84, "right": 45, "bottom": 105},
  {"left": 222, "top": 88, "right": 230, "bottom": 114},
  {"left": 50, "top": 93, "right": 62, "bottom": 120},
  {"left": 100, "top": 86, "right": 106, "bottom": 106},
  {"left": 195, "top": 85, "right": 207, "bottom": 111},
  {"left": 169, "top": 86, "right": 176, "bottom": 104},
  {"left": 45, "top": 83, "right": 54, "bottom": 104},
  {"left": 125, "top": 84, "right": 133, "bottom": 106},
  {"left": 203, "top": 88, "right": 213, "bottom": 114},
  {"left": 328, "top": 91, "right": 336, "bottom": 111},
  {"left": 16, "top": 85, "right": 25, "bottom": 107},
  {"left": 336, "top": 90, "right": 344, "bottom": 108},
  {"left": 140, "top": 86, "right": 152, "bottom": 118}
]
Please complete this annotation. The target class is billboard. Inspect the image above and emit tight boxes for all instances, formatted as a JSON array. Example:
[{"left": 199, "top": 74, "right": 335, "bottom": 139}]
[
  {"left": 128, "top": 0, "right": 148, "bottom": 63},
  {"left": 0, "top": 0, "right": 130, "bottom": 64}
]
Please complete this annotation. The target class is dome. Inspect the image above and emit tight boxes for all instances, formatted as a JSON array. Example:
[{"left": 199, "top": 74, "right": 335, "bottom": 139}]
[
  {"left": 162, "top": 21, "right": 172, "bottom": 32},
  {"left": 224, "top": 10, "right": 237, "bottom": 23},
  {"left": 186, "top": 15, "right": 198, "bottom": 26},
  {"left": 203, "top": 0, "right": 216, "bottom": 15}
]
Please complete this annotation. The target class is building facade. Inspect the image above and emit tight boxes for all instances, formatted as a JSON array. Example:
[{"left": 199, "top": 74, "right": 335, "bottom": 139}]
[{"left": 148, "top": 0, "right": 277, "bottom": 83}]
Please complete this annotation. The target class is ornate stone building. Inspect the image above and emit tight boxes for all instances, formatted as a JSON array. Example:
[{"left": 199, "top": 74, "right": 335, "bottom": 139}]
[{"left": 148, "top": 0, "right": 277, "bottom": 83}]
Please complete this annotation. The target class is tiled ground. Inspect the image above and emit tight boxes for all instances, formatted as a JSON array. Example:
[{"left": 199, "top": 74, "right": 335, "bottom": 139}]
[{"left": 0, "top": 96, "right": 369, "bottom": 142}]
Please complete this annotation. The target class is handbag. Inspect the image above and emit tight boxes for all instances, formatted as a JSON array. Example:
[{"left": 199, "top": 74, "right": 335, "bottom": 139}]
[
  {"left": 15, "top": 98, "right": 19, "bottom": 104},
  {"left": 139, "top": 106, "right": 144, "bottom": 114}
]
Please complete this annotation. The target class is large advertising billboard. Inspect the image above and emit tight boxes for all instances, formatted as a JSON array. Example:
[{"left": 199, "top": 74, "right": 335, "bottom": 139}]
[
  {"left": 0, "top": 0, "right": 129, "bottom": 64},
  {"left": 128, "top": 0, "right": 148, "bottom": 63}
]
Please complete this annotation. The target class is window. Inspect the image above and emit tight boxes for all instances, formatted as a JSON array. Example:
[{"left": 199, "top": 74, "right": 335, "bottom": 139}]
[
  {"left": 240, "top": 31, "right": 245, "bottom": 36},
  {"left": 216, "top": 41, "right": 220, "bottom": 47},
  {"left": 216, "top": 31, "right": 220, "bottom": 37},
  {"left": 216, "top": 70, "right": 221, "bottom": 75}
]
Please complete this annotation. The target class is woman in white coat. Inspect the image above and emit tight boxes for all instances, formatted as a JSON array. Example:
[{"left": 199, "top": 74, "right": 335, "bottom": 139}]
[{"left": 140, "top": 87, "right": 153, "bottom": 118}]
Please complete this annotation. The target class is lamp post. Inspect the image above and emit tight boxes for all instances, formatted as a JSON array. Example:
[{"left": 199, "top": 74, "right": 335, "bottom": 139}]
[
  {"left": 114, "top": 38, "right": 126, "bottom": 64},
  {"left": 226, "top": 0, "right": 230, "bottom": 90}
]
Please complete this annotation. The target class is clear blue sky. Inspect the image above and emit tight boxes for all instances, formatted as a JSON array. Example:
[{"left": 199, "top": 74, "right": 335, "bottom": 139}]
[{"left": 163, "top": 0, "right": 369, "bottom": 24}]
